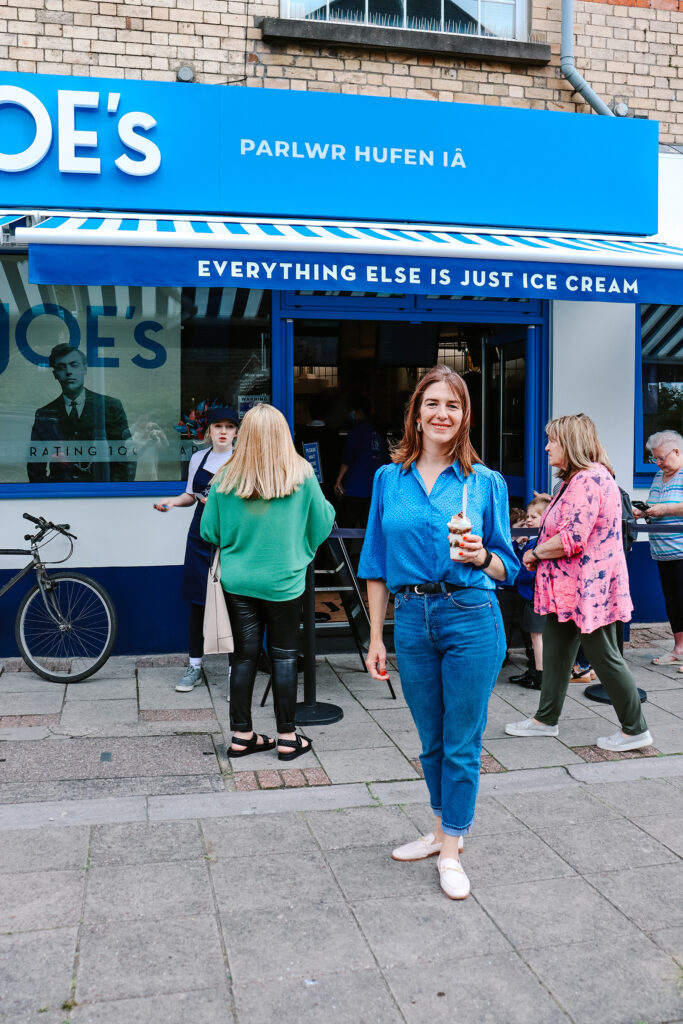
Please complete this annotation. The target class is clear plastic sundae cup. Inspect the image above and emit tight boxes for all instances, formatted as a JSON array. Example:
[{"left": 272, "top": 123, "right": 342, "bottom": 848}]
[{"left": 448, "top": 512, "right": 472, "bottom": 561}]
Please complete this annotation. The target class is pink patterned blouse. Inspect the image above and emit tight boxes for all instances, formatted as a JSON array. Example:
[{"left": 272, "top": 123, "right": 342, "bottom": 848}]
[{"left": 534, "top": 463, "right": 633, "bottom": 633}]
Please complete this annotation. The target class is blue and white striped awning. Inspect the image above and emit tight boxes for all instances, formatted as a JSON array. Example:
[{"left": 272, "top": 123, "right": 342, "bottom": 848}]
[
  {"left": 15, "top": 213, "right": 683, "bottom": 269},
  {"left": 11, "top": 211, "right": 683, "bottom": 304}
]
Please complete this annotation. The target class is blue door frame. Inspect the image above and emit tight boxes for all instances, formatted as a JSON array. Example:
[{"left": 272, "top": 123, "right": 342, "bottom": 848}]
[{"left": 273, "top": 290, "right": 550, "bottom": 503}]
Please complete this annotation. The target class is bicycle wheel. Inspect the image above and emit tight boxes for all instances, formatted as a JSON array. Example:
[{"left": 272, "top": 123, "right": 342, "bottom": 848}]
[{"left": 15, "top": 572, "right": 117, "bottom": 683}]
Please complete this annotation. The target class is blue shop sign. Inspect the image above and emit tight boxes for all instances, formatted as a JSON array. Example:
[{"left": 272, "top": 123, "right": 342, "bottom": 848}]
[
  {"left": 0, "top": 71, "right": 658, "bottom": 234},
  {"left": 28, "top": 245, "right": 683, "bottom": 305}
]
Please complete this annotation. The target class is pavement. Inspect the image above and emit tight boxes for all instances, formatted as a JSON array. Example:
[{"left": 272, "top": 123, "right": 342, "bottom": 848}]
[{"left": 0, "top": 632, "right": 682, "bottom": 1024}]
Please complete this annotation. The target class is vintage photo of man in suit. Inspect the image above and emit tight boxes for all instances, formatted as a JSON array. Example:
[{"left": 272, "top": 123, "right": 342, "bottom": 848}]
[{"left": 27, "top": 344, "right": 133, "bottom": 483}]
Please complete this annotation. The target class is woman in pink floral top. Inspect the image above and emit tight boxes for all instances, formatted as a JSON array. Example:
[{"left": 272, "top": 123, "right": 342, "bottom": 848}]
[{"left": 506, "top": 414, "right": 652, "bottom": 753}]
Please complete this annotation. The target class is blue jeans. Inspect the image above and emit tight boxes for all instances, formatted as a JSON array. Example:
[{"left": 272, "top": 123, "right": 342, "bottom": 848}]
[{"left": 393, "top": 586, "right": 505, "bottom": 837}]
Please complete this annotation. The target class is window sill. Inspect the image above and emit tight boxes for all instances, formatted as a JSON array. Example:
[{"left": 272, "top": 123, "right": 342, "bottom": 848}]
[{"left": 258, "top": 18, "right": 551, "bottom": 66}]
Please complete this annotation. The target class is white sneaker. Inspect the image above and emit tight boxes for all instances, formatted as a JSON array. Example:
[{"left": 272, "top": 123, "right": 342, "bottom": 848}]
[
  {"left": 391, "top": 832, "right": 463, "bottom": 861},
  {"left": 596, "top": 729, "right": 653, "bottom": 752},
  {"left": 438, "top": 857, "right": 470, "bottom": 900},
  {"left": 505, "top": 717, "right": 559, "bottom": 737}
]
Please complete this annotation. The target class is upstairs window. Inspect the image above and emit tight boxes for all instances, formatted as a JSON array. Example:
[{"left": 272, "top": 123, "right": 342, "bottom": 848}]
[{"left": 281, "top": 0, "right": 527, "bottom": 41}]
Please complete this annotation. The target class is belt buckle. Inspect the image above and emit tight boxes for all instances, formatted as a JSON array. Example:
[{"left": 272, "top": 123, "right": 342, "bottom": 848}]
[{"left": 413, "top": 584, "right": 426, "bottom": 595}]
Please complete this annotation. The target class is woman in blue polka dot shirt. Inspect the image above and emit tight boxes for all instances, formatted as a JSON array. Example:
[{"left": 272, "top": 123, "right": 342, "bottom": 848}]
[{"left": 359, "top": 365, "right": 519, "bottom": 901}]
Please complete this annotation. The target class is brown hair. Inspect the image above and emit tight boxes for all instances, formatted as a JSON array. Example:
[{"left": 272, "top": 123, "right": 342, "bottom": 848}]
[
  {"left": 391, "top": 365, "right": 482, "bottom": 475},
  {"left": 546, "top": 413, "right": 613, "bottom": 481}
]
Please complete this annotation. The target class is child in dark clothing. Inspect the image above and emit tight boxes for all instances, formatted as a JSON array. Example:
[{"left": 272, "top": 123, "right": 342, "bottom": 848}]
[
  {"left": 498, "top": 507, "right": 529, "bottom": 666},
  {"left": 513, "top": 495, "right": 550, "bottom": 689}
]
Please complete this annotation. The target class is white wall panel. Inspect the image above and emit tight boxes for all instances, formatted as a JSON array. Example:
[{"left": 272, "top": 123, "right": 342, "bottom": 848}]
[
  {"left": 0, "top": 497, "right": 188, "bottom": 569},
  {"left": 551, "top": 301, "right": 636, "bottom": 489}
]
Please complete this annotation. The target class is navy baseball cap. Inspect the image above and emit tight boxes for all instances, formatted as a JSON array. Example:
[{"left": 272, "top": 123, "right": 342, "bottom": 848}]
[{"left": 206, "top": 406, "right": 239, "bottom": 426}]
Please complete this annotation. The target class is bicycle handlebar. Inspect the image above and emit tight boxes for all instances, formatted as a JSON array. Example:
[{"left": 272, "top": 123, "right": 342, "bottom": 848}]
[{"left": 22, "top": 512, "right": 76, "bottom": 541}]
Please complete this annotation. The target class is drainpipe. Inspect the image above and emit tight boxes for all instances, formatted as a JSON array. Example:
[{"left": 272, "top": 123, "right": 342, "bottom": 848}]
[{"left": 561, "top": 0, "right": 614, "bottom": 116}]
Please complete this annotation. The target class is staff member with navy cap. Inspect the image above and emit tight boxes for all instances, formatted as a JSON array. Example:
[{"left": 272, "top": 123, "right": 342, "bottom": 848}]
[{"left": 155, "top": 406, "right": 239, "bottom": 691}]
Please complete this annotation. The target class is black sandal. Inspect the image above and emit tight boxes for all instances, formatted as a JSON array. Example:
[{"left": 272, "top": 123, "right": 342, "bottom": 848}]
[
  {"left": 277, "top": 734, "right": 313, "bottom": 761},
  {"left": 228, "top": 733, "right": 276, "bottom": 758}
]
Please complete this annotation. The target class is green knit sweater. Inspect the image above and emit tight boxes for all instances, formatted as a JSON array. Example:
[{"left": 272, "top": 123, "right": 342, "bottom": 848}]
[{"left": 200, "top": 473, "right": 335, "bottom": 602}]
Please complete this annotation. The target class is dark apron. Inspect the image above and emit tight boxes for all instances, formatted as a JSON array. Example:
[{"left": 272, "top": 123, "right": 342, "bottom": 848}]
[{"left": 181, "top": 449, "right": 215, "bottom": 605}]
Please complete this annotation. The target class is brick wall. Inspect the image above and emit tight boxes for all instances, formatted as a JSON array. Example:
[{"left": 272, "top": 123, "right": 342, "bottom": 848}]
[{"left": 0, "top": 0, "right": 681, "bottom": 142}]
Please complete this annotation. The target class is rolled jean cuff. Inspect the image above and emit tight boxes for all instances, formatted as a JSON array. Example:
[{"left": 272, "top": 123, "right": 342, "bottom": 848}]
[{"left": 440, "top": 818, "right": 473, "bottom": 838}]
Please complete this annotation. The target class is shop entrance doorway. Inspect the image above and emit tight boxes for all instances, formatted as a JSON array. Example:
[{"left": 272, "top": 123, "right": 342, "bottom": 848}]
[{"left": 292, "top": 318, "right": 530, "bottom": 507}]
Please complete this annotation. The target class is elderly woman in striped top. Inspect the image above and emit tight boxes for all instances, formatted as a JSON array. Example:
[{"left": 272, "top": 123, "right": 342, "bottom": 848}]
[{"left": 636, "top": 430, "right": 683, "bottom": 668}]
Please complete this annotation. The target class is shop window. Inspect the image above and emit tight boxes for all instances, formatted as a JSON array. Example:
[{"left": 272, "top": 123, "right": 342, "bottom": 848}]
[
  {"left": 281, "top": 0, "right": 525, "bottom": 40},
  {"left": 637, "top": 303, "right": 683, "bottom": 474},
  {"left": 0, "top": 254, "right": 271, "bottom": 487}
]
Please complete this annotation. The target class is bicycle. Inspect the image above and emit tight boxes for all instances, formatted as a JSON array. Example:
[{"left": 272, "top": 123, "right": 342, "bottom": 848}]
[{"left": 0, "top": 513, "right": 117, "bottom": 683}]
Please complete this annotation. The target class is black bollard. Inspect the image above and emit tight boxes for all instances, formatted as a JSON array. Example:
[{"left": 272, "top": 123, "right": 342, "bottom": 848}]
[{"left": 295, "top": 562, "right": 344, "bottom": 726}]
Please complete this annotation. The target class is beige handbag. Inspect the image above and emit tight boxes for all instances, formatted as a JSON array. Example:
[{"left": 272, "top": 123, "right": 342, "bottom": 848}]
[{"left": 203, "top": 548, "right": 234, "bottom": 655}]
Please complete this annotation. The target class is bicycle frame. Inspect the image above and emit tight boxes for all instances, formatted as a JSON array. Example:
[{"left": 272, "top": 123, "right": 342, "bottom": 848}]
[
  {"left": 0, "top": 551, "right": 38, "bottom": 599},
  {"left": 1, "top": 537, "right": 73, "bottom": 626}
]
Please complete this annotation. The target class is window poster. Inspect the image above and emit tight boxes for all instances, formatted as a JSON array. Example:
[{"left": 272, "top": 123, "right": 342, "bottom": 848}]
[{"left": 0, "top": 255, "right": 182, "bottom": 483}]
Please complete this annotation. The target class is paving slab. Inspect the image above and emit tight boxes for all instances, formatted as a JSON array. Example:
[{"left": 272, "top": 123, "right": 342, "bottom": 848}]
[
  {"left": 211, "top": 849, "right": 342, "bottom": 912},
  {"left": 523, "top": 932, "right": 682, "bottom": 1024},
  {"left": 649, "top": 926, "right": 683, "bottom": 962},
  {"left": 403, "top": 794, "right": 529, "bottom": 837},
  {"left": 0, "top": 773, "right": 225, "bottom": 805},
  {"left": 383, "top": 952, "right": 572, "bottom": 1024},
  {"left": 569, "top": 753, "right": 683, "bottom": 784},
  {"left": 221, "top": 902, "right": 374, "bottom": 984},
  {"left": 202, "top": 810, "right": 318, "bottom": 858},
  {"left": 636, "top": 704, "right": 683, "bottom": 755},
  {"left": 583, "top": 777, "right": 683, "bottom": 820},
  {"left": 64, "top": 676, "right": 138, "bottom": 701},
  {"left": 0, "top": 735, "right": 220, "bottom": 783},
  {"left": 84, "top": 656, "right": 139, "bottom": 679},
  {"left": 84, "top": 861, "right": 214, "bottom": 922},
  {"left": 325, "top": 843, "right": 449, "bottom": 902},
  {"left": 76, "top": 915, "right": 226, "bottom": 1003},
  {"left": 646, "top": 687, "right": 683, "bottom": 716},
  {"left": 306, "top": 718, "right": 394, "bottom": 752},
  {"left": 483, "top": 736, "right": 584, "bottom": 770},
  {"left": 0, "top": 824, "right": 90, "bottom": 872},
  {"left": 474, "top": 874, "right": 634, "bottom": 951},
  {"left": 70, "top": 988, "right": 232, "bottom": 1024},
  {"left": 89, "top": 820, "right": 204, "bottom": 866},
  {"left": 0, "top": 926, "right": 77, "bottom": 1015},
  {"left": 137, "top": 675, "right": 214, "bottom": 711},
  {"left": 635, "top": 813, "right": 683, "bottom": 857},
  {"left": 59, "top": 698, "right": 139, "bottom": 730},
  {"left": 585, "top": 861, "right": 683, "bottom": 931},
  {"left": 0, "top": 868, "right": 85, "bottom": 931},
  {"left": 149, "top": 783, "right": 374, "bottom": 821},
  {"left": 461, "top": 830, "right": 578, "bottom": 889},
  {"left": 0, "top": 796, "right": 147, "bottom": 830},
  {"left": 535, "top": 817, "right": 679, "bottom": 874},
  {"left": 304, "top": 804, "right": 415, "bottom": 850},
  {"left": 352, "top": 890, "right": 512, "bottom": 966},
  {"left": 367, "top": 707, "right": 422, "bottom": 756},
  {"left": 0, "top": 672, "right": 66, "bottom": 694},
  {"left": 232, "top": 970, "right": 404, "bottom": 1024},
  {"left": 0, "top": 691, "right": 64, "bottom": 715},
  {"left": 316, "top": 745, "right": 418, "bottom": 784},
  {"left": 492, "top": 785, "right": 622, "bottom": 829}
]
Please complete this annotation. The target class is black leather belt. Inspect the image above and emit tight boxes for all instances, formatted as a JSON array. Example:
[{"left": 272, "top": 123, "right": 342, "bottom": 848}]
[{"left": 397, "top": 582, "right": 465, "bottom": 595}]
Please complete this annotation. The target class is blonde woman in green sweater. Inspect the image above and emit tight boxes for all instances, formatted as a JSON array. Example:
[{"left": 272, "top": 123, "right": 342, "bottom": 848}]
[{"left": 201, "top": 404, "right": 335, "bottom": 760}]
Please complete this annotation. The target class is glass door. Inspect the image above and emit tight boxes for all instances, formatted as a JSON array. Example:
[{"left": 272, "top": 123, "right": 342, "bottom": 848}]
[{"left": 481, "top": 327, "right": 527, "bottom": 503}]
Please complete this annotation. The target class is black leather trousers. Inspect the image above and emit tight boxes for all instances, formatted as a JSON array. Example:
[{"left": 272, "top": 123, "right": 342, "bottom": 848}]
[{"left": 224, "top": 592, "right": 302, "bottom": 733}]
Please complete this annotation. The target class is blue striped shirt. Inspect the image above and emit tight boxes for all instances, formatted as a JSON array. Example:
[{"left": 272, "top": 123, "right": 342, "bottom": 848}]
[
  {"left": 648, "top": 468, "right": 683, "bottom": 561},
  {"left": 358, "top": 460, "right": 519, "bottom": 593}
]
